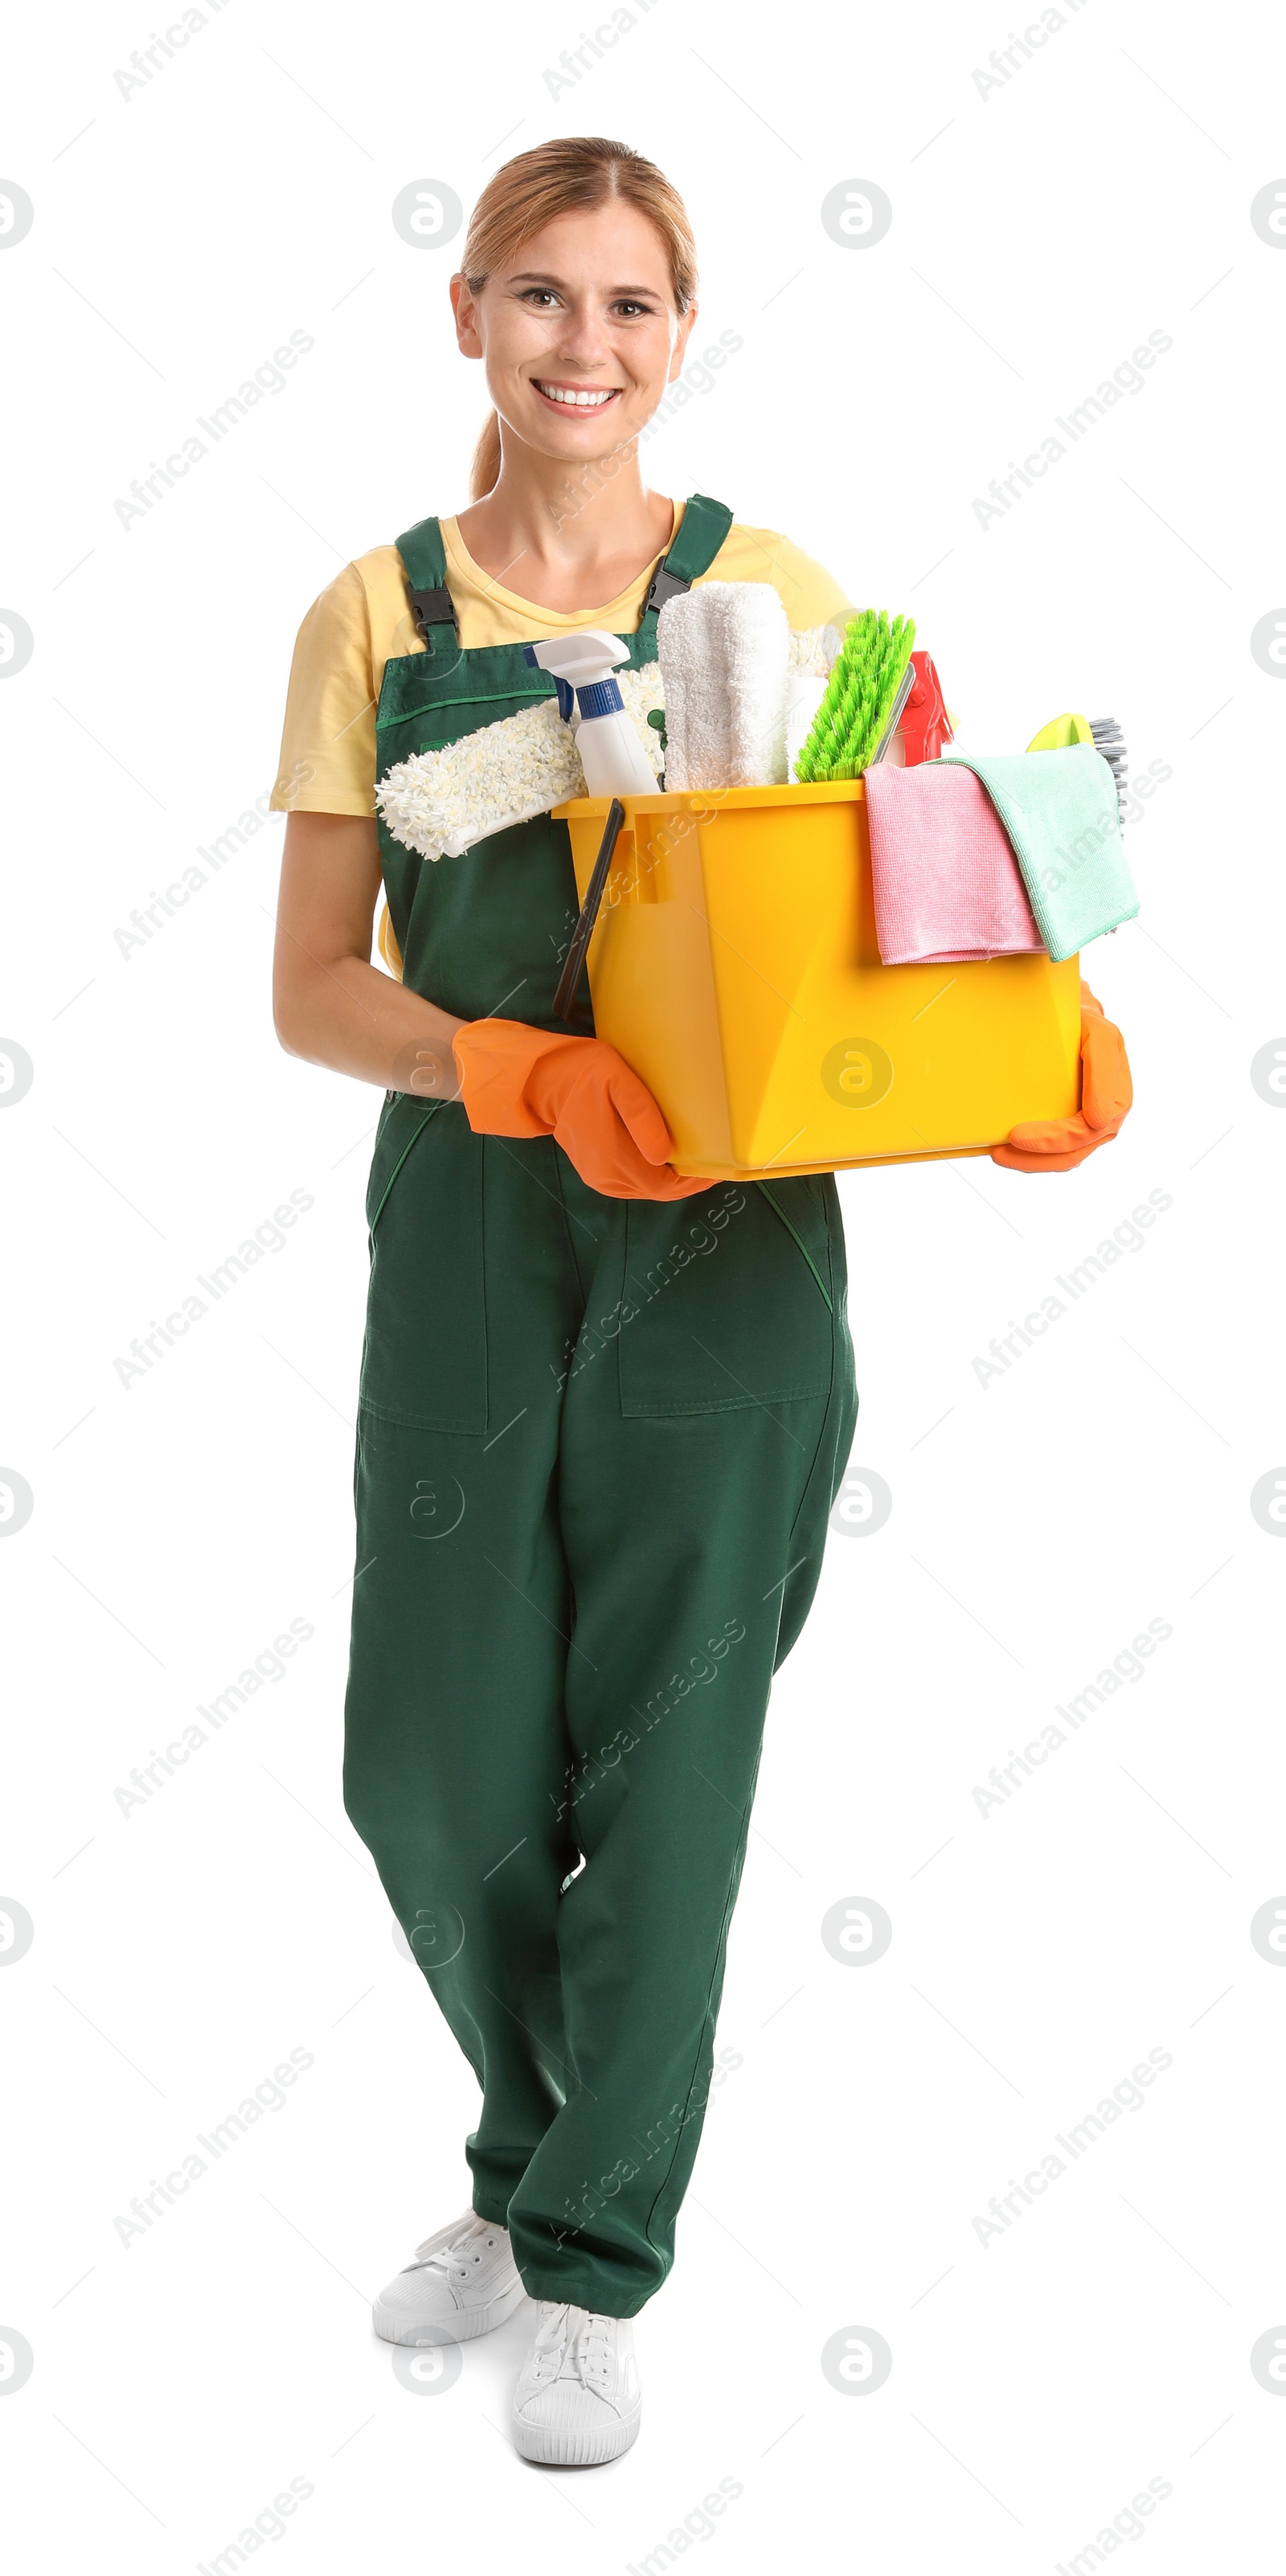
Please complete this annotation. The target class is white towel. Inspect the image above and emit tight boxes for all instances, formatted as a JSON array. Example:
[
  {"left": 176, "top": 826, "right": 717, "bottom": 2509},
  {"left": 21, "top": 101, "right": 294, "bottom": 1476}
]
[{"left": 657, "top": 582, "right": 791, "bottom": 791}]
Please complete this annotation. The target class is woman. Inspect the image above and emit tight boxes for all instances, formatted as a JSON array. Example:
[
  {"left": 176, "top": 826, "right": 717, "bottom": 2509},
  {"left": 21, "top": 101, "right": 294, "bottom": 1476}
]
[{"left": 271, "top": 136, "right": 1129, "bottom": 2468}]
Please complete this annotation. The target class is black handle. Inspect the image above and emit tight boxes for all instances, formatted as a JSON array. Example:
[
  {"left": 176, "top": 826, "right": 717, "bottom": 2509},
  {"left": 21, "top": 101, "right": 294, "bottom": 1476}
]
[{"left": 554, "top": 798, "right": 625, "bottom": 1023}]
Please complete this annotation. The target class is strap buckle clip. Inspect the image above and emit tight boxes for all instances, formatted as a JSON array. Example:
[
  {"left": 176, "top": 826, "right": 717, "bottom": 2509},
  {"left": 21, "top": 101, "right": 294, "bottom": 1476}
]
[
  {"left": 640, "top": 564, "right": 690, "bottom": 619},
  {"left": 408, "top": 584, "right": 457, "bottom": 639}
]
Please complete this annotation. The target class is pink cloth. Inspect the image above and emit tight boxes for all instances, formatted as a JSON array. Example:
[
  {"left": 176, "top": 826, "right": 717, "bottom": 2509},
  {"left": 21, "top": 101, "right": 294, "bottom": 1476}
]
[{"left": 864, "top": 761, "right": 1045, "bottom": 964}]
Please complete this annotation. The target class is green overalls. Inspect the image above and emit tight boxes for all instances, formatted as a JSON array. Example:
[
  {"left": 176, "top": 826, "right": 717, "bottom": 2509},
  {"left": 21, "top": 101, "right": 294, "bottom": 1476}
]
[{"left": 344, "top": 494, "right": 858, "bottom": 2317}]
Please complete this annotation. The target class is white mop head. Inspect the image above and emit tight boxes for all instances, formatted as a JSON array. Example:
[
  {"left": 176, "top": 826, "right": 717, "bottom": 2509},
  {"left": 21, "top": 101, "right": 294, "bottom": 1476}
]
[
  {"left": 376, "top": 663, "right": 664, "bottom": 861},
  {"left": 788, "top": 622, "right": 846, "bottom": 678},
  {"left": 657, "top": 581, "right": 791, "bottom": 791},
  {"left": 783, "top": 624, "right": 847, "bottom": 773}
]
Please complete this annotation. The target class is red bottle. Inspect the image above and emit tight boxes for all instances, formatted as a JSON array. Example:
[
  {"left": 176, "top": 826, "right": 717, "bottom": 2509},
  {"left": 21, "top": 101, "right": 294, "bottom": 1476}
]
[{"left": 899, "top": 651, "right": 952, "bottom": 765}]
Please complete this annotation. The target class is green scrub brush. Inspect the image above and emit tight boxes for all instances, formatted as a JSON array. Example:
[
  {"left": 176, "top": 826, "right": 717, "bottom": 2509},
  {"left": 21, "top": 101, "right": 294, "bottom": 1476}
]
[{"left": 794, "top": 609, "right": 916, "bottom": 783}]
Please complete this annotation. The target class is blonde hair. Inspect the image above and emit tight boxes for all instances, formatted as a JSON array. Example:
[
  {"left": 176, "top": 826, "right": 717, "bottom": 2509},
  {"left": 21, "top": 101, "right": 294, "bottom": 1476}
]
[{"left": 459, "top": 137, "right": 698, "bottom": 500}]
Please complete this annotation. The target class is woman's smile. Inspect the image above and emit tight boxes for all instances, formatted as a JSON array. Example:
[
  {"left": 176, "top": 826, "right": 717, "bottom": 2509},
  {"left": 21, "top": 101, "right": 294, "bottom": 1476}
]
[{"left": 530, "top": 379, "right": 623, "bottom": 411}]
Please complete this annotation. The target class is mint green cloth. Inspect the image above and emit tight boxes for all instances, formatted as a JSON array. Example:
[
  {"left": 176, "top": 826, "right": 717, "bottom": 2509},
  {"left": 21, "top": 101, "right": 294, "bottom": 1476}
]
[{"left": 940, "top": 744, "right": 1139, "bottom": 962}]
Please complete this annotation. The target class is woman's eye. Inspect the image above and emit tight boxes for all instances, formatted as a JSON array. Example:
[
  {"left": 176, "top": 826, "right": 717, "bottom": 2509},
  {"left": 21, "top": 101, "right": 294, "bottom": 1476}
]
[
  {"left": 613, "top": 300, "right": 653, "bottom": 318},
  {"left": 519, "top": 288, "right": 560, "bottom": 306}
]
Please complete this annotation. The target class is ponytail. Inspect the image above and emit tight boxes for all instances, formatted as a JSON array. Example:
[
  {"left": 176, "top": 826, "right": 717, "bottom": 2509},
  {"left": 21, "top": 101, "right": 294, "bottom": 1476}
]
[{"left": 469, "top": 409, "right": 502, "bottom": 502}]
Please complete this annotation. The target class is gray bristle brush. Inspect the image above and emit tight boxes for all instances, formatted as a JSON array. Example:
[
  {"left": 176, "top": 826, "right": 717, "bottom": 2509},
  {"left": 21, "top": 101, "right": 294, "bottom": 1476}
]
[{"left": 1089, "top": 716, "right": 1127, "bottom": 818}]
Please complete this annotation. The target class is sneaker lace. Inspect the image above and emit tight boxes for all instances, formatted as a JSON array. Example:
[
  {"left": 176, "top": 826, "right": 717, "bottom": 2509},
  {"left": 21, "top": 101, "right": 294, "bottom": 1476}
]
[
  {"left": 416, "top": 2218, "right": 497, "bottom": 2285},
  {"left": 530, "top": 2299, "right": 570, "bottom": 2377},
  {"left": 530, "top": 2303, "right": 614, "bottom": 2388},
  {"left": 575, "top": 2313, "right": 614, "bottom": 2387}
]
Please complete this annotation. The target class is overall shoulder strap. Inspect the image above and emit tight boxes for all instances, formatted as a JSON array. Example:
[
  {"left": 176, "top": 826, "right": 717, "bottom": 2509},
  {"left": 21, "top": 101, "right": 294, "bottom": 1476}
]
[
  {"left": 641, "top": 493, "right": 735, "bottom": 615},
  {"left": 395, "top": 515, "right": 456, "bottom": 637}
]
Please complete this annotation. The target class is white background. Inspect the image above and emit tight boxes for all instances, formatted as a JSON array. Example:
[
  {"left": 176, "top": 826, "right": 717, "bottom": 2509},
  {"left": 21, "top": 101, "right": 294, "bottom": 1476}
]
[{"left": 2, "top": 0, "right": 1285, "bottom": 2567}]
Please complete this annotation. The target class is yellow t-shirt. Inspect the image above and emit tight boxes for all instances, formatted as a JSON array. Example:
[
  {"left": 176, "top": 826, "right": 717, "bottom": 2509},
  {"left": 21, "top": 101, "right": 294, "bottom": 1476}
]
[{"left": 269, "top": 502, "right": 855, "bottom": 816}]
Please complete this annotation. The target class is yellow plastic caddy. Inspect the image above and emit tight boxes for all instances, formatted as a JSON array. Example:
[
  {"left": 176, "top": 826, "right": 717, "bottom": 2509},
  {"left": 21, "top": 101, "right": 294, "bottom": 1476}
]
[{"left": 554, "top": 779, "right": 1081, "bottom": 1179}]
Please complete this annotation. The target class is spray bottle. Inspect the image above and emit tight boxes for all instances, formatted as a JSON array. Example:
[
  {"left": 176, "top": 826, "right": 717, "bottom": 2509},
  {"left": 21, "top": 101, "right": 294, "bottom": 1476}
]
[{"left": 522, "top": 630, "right": 657, "bottom": 798}]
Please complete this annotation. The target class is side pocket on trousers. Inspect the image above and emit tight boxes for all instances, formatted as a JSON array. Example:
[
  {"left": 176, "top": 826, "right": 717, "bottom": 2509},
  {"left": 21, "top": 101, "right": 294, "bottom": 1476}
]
[
  {"left": 757, "top": 1179, "right": 834, "bottom": 1314},
  {"left": 618, "top": 1179, "right": 833, "bottom": 1417},
  {"left": 358, "top": 1097, "right": 488, "bottom": 1434}
]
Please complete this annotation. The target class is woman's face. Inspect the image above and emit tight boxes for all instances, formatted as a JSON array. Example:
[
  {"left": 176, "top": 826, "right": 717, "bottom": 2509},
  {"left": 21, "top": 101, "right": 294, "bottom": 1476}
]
[{"left": 453, "top": 201, "right": 696, "bottom": 467}]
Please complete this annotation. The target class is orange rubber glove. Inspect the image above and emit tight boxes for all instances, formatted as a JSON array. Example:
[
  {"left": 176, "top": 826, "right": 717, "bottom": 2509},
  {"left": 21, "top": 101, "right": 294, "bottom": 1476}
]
[
  {"left": 992, "top": 982, "right": 1132, "bottom": 1173},
  {"left": 451, "top": 1019, "right": 708, "bottom": 1201}
]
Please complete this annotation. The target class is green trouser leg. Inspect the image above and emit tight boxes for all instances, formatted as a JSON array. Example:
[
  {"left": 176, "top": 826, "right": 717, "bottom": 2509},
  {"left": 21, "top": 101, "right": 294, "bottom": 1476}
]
[{"left": 343, "top": 1105, "right": 857, "bottom": 2317}]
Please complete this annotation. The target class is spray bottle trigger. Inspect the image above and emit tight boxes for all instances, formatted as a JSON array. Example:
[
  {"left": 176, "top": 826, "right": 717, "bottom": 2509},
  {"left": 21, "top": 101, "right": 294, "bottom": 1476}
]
[{"left": 522, "top": 644, "right": 575, "bottom": 723}]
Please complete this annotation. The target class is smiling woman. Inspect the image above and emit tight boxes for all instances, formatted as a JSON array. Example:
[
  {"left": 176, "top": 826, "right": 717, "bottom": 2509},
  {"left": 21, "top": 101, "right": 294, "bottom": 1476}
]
[
  {"left": 268, "top": 133, "right": 860, "bottom": 2474},
  {"left": 449, "top": 138, "right": 701, "bottom": 597}
]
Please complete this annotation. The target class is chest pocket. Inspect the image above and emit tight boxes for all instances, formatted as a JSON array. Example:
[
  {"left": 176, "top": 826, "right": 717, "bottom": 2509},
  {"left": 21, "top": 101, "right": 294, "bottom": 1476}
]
[
  {"left": 617, "top": 1177, "right": 837, "bottom": 1418},
  {"left": 358, "top": 1096, "right": 487, "bottom": 1434}
]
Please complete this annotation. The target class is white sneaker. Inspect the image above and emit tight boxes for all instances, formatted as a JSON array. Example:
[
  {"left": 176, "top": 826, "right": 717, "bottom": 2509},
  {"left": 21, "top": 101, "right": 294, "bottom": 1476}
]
[
  {"left": 372, "top": 2210, "right": 526, "bottom": 2346},
  {"left": 512, "top": 2302, "right": 641, "bottom": 2465}
]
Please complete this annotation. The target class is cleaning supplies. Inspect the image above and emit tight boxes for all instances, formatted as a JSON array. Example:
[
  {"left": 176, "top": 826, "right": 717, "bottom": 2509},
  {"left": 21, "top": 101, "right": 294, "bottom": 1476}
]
[
  {"left": 794, "top": 610, "right": 916, "bottom": 783},
  {"left": 790, "top": 625, "right": 846, "bottom": 677},
  {"left": 863, "top": 762, "right": 1045, "bottom": 964},
  {"left": 1027, "top": 712, "right": 1094, "bottom": 750},
  {"left": 554, "top": 797, "right": 626, "bottom": 1020},
  {"left": 377, "top": 603, "right": 849, "bottom": 855},
  {"left": 784, "top": 622, "right": 846, "bottom": 777},
  {"left": 553, "top": 778, "right": 1083, "bottom": 1176},
  {"left": 1027, "top": 711, "right": 1128, "bottom": 820},
  {"left": 1088, "top": 716, "right": 1128, "bottom": 819},
  {"left": 375, "top": 667, "right": 663, "bottom": 862},
  {"left": 941, "top": 745, "right": 1139, "bottom": 960},
  {"left": 642, "top": 616, "right": 845, "bottom": 786},
  {"left": 522, "top": 630, "right": 659, "bottom": 798},
  {"left": 657, "top": 581, "right": 791, "bottom": 790},
  {"left": 897, "top": 651, "right": 953, "bottom": 766}
]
